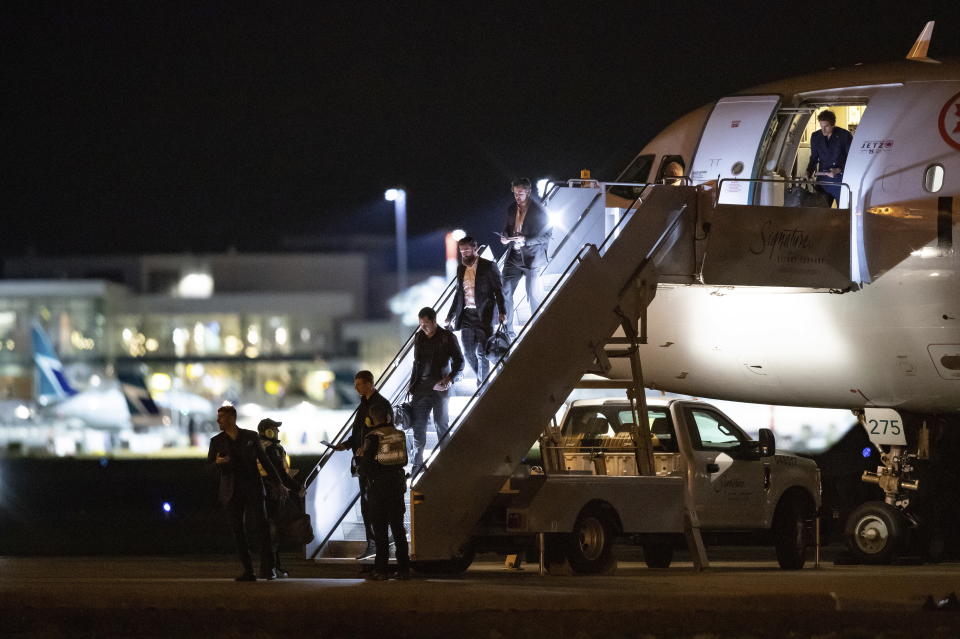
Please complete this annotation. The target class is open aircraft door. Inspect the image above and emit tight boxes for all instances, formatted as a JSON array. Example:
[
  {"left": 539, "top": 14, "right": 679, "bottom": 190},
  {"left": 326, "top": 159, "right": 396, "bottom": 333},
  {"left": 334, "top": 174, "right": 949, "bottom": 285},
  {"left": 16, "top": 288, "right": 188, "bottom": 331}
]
[{"left": 690, "top": 95, "right": 781, "bottom": 204}]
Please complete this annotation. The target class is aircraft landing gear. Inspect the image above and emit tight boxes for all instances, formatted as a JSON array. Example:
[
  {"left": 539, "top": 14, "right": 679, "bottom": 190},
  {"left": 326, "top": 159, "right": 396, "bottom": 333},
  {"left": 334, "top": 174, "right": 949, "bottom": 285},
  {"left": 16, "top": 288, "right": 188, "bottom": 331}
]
[
  {"left": 844, "top": 412, "right": 922, "bottom": 564},
  {"left": 845, "top": 501, "right": 907, "bottom": 564}
]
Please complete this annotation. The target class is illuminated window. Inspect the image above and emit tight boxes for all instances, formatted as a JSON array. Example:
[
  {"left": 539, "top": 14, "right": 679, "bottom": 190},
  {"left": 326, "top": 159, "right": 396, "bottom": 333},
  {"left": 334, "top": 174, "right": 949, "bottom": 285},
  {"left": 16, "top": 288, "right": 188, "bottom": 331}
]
[{"left": 923, "top": 164, "right": 944, "bottom": 193}]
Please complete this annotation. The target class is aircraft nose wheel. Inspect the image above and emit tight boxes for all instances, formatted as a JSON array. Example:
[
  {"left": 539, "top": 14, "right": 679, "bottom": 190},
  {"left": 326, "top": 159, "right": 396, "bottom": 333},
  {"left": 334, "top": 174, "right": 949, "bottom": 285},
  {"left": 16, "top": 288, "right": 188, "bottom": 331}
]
[
  {"left": 845, "top": 501, "right": 905, "bottom": 564},
  {"left": 854, "top": 515, "right": 889, "bottom": 552}
]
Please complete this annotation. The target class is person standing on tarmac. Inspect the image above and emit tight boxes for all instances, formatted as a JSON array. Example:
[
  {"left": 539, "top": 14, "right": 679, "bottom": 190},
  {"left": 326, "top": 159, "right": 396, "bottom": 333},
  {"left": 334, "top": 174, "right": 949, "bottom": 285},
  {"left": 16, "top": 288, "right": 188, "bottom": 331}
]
[
  {"left": 333, "top": 370, "right": 393, "bottom": 561},
  {"left": 256, "top": 417, "right": 300, "bottom": 578},
  {"left": 444, "top": 235, "right": 506, "bottom": 386},
  {"left": 357, "top": 401, "right": 411, "bottom": 581},
  {"left": 407, "top": 307, "right": 464, "bottom": 470},
  {"left": 207, "top": 404, "right": 288, "bottom": 581}
]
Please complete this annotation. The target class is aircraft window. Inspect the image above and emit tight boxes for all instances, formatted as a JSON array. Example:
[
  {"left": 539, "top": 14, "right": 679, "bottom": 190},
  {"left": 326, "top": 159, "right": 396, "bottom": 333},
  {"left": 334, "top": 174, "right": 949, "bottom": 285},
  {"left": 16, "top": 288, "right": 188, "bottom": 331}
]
[
  {"left": 656, "top": 155, "right": 686, "bottom": 186},
  {"left": 687, "top": 409, "right": 747, "bottom": 451},
  {"left": 610, "top": 154, "right": 654, "bottom": 200},
  {"left": 924, "top": 165, "right": 944, "bottom": 193}
]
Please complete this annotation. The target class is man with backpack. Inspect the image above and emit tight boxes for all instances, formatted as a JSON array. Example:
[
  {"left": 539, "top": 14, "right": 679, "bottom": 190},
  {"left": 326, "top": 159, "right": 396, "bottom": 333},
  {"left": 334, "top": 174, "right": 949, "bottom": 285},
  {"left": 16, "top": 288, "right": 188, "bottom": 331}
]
[
  {"left": 256, "top": 417, "right": 301, "bottom": 578},
  {"left": 357, "top": 401, "right": 411, "bottom": 580},
  {"left": 333, "top": 370, "right": 393, "bottom": 561}
]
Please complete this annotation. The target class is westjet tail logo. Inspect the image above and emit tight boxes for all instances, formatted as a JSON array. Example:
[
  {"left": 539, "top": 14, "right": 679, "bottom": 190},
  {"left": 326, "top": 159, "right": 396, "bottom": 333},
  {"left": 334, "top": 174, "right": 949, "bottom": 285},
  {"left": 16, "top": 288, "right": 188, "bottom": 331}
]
[{"left": 31, "top": 322, "right": 77, "bottom": 400}]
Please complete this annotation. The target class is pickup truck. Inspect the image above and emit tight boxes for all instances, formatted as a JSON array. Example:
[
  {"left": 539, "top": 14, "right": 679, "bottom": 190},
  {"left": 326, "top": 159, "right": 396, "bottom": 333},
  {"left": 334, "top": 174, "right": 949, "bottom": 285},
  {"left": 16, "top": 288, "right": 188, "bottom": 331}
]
[{"left": 490, "top": 397, "right": 821, "bottom": 572}]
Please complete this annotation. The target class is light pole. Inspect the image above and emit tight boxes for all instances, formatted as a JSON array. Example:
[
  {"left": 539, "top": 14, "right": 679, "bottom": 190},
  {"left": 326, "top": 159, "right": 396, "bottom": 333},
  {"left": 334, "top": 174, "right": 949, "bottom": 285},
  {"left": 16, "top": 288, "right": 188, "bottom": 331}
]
[{"left": 384, "top": 188, "right": 407, "bottom": 294}]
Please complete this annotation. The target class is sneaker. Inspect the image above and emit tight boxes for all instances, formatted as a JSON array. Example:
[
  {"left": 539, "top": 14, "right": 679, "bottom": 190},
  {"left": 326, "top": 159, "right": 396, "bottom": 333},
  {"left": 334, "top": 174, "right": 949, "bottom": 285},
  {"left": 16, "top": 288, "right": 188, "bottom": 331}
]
[
  {"left": 235, "top": 572, "right": 256, "bottom": 582},
  {"left": 275, "top": 567, "right": 290, "bottom": 578},
  {"left": 259, "top": 569, "right": 277, "bottom": 581},
  {"left": 391, "top": 572, "right": 411, "bottom": 581},
  {"left": 364, "top": 572, "right": 389, "bottom": 581},
  {"left": 355, "top": 544, "right": 377, "bottom": 560}
]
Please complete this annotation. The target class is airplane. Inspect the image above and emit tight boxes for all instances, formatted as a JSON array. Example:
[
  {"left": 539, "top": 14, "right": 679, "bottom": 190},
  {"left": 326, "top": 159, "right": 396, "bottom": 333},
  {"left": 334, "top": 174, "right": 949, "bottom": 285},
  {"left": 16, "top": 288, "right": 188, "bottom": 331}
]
[
  {"left": 580, "top": 22, "right": 959, "bottom": 563},
  {"left": 30, "top": 321, "right": 175, "bottom": 442}
]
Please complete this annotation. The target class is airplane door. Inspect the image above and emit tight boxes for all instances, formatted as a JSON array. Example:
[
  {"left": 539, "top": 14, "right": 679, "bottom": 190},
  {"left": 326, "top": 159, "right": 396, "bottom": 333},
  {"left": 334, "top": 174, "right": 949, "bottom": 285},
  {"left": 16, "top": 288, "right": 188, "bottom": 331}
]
[
  {"left": 690, "top": 95, "right": 781, "bottom": 204},
  {"left": 682, "top": 406, "right": 764, "bottom": 528}
]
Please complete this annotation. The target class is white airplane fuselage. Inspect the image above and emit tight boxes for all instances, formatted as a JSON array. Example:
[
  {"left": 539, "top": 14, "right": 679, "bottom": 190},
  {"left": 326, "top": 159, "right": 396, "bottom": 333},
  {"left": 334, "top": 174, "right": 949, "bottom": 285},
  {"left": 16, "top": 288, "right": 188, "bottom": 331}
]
[{"left": 607, "top": 60, "right": 960, "bottom": 415}]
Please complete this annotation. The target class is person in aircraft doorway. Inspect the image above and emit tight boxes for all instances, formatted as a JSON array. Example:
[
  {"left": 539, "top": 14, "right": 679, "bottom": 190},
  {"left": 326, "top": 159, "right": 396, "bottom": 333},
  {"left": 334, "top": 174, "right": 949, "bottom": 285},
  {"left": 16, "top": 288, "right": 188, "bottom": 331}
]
[
  {"left": 805, "top": 109, "right": 853, "bottom": 207},
  {"left": 500, "top": 177, "right": 552, "bottom": 339},
  {"left": 445, "top": 235, "right": 506, "bottom": 387}
]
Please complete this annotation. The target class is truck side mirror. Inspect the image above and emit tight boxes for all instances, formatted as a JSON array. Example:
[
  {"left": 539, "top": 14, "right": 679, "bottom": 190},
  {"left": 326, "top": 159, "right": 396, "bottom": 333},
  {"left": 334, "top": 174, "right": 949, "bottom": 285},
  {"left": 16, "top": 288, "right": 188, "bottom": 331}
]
[{"left": 759, "top": 428, "right": 775, "bottom": 457}]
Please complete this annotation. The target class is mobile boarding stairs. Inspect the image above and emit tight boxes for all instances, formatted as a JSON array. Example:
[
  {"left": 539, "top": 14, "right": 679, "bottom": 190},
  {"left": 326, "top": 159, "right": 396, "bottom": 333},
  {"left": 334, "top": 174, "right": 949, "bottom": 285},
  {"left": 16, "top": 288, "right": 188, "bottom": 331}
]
[{"left": 303, "top": 177, "right": 855, "bottom": 568}]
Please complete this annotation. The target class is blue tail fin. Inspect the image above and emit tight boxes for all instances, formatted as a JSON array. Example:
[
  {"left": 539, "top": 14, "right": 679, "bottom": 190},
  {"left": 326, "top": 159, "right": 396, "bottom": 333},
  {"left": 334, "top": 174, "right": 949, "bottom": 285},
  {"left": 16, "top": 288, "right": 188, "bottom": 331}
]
[{"left": 32, "top": 321, "right": 77, "bottom": 401}]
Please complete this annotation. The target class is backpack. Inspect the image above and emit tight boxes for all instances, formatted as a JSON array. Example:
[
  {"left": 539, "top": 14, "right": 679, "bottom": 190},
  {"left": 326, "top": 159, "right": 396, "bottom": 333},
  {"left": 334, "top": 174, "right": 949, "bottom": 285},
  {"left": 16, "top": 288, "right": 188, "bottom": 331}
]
[{"left": 371, "top": 425, "right": 408, "bottom": 467}]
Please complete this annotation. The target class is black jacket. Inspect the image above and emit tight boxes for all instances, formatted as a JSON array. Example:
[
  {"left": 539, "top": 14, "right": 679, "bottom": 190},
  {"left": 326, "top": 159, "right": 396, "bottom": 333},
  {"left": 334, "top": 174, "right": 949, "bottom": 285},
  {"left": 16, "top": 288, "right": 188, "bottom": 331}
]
[
  {"left": 445, "top": 257, "right": 506, "bottom": 330},
  {"left": 503, "top": 198, "right": 552, "bottom": 269},
  {"left": 345, "top": 391, "right": 393, "bottom": 453},
  {"left": 408, "top": 327, "right": 465, "bottom": 395},
  {"left": 207, "top": 428, "right": 284, "bottom": 506},
  {"left": 260, "top": 438, "right": 300, "bottom": 494}
]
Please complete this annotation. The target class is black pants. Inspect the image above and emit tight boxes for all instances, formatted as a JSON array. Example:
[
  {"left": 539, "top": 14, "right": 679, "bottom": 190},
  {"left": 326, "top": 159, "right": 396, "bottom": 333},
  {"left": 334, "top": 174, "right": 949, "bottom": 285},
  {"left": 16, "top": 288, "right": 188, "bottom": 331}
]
[
  {"left": 367, "top": 474, "right": 410, "bottom": 576},
  {"left": 502, "top": 261, "right": 545, "bottom": 338},
  {"left": 358, "top": 476, "right": 375, "bottom": 546},
  {"left": 410, "top": 389, "right": 449, "bottom": 469},
  {"left": 459, "top": 308, "right": 490, "bottom": 383},
  {"left": 225, "top": 486, "right": 273, "bottom": 575}
]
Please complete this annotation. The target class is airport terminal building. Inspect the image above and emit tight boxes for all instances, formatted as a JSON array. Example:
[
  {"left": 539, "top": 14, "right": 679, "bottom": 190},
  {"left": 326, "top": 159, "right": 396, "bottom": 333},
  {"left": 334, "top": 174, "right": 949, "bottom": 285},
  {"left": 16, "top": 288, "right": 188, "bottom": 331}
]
[{"left": 0, "top": 247, "right": 427, "bottom": 440}]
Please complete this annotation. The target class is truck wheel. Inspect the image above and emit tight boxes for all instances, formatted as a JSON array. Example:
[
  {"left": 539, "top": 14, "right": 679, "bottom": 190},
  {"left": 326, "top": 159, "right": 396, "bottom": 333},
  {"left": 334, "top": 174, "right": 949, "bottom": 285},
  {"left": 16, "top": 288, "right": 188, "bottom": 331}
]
[
  {"left": 774, "top": 496, "right": 813, "bottom": 570},
  {"left": 642, "top": 540, "right": 674, "bottom": 569},
  {"left": 411, "top": 544, "right": 475, "bottom": 575},
  {"left": 845, "top": 501, "right": 905, "bottom": 565},
  {"left": 566, "top": 506, "right": 616, "bottom": 574}
]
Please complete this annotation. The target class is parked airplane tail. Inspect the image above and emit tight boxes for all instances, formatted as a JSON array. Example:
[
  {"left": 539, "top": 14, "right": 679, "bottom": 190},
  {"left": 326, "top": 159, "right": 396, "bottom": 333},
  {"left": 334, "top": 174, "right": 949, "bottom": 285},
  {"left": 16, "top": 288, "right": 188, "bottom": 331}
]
[
  {"left": 31, "top": 321, "right": 77, "bottom": 402},
  {"left": 117, "top": 368, "right": 164, "bottom": 427}
]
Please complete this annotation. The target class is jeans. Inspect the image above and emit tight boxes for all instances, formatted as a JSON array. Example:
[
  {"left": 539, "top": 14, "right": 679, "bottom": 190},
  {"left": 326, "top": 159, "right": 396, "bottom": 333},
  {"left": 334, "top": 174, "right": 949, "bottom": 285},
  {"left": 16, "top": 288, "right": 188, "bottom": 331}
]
[
  {"left": 502, "top": 262, "right": 545, "bottom": 338},
  {"left": 409, "top": 388, "right": 449, "bottom": 468},
  {"left": 459, "top": 308, "right": 490, "bottom": 384}
]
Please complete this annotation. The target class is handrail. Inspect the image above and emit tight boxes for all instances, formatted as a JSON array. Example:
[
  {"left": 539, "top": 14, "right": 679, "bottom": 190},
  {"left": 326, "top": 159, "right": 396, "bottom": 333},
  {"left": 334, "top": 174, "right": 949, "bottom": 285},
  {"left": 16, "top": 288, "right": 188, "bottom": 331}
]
[
  {"left": 303, "top": 250, "right": 473, "bottom": 488},
  {"left": 412, "top": 184, "right": 684, "bottom": 481},
  {"left": 411, "top": 241, "right": 599, "bottom": 482},
  {"left": 716, "top": 176, "right": 852, "bottom": 207},
  {"left": 307, "top": 180, "right": 656, "bottom": 487}
]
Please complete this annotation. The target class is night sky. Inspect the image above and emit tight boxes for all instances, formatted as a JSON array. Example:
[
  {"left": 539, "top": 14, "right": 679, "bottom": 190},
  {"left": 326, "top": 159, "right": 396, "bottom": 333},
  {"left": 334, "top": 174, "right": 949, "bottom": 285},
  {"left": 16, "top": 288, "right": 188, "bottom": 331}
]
[{"left": 4, "top": 2, "right": 960, "bottom": 257}]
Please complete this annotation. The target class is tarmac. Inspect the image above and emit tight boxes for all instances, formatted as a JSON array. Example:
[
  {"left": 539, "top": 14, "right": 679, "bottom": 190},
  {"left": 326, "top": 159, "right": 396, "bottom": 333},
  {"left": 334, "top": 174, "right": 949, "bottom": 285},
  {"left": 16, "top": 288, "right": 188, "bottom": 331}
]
[{"left": 2, "top": 553, "right": 960, "bottom": 638}]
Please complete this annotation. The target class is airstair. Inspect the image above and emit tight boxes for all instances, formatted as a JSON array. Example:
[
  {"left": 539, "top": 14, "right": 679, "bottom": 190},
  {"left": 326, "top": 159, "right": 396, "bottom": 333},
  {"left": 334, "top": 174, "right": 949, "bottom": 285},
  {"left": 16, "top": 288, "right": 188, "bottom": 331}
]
[{"left": 303, "top": 182, "right": 699, "bottom": 563}]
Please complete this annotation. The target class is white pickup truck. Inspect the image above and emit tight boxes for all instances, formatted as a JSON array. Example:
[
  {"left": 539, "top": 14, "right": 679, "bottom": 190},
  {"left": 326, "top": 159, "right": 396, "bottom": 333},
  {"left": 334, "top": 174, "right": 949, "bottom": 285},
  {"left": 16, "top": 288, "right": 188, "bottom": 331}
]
[{"left": 491, "top": 397, "right": 821, "bottom": 572}]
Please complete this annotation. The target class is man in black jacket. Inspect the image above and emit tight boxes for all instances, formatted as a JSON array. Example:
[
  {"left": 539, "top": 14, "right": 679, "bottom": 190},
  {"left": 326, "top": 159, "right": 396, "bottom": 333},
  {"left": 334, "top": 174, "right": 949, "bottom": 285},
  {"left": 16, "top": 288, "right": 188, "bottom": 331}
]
[
  {"left": 257, "top": 417, "right": 300, "bottom": 577},
  {"left": 207, "top": 404, "right": 288, "bottom": 581},
  {"left": 408, "top": 306, "right": 464, "bottom": 470},
  {"left": 445, "top": 235, "right": 506, "bottom": 386},
  {"left": 333, "top": 370, "right": 393, "bottom": 560},
  {"left": 500, "top": 177, "right": 552, "bottom": 338}
]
